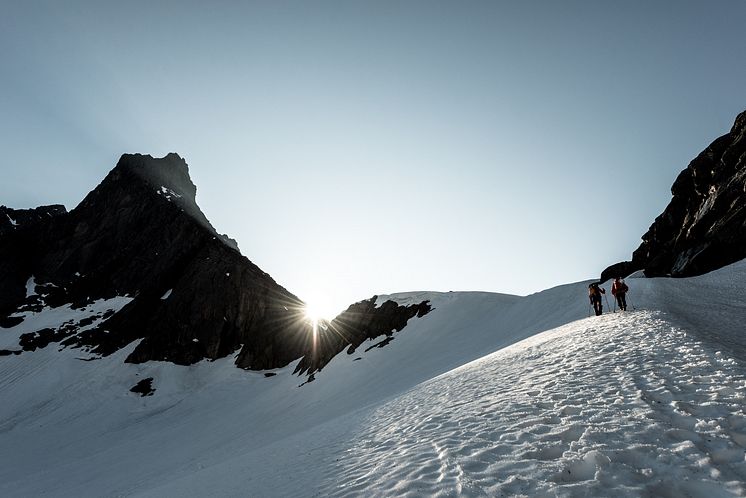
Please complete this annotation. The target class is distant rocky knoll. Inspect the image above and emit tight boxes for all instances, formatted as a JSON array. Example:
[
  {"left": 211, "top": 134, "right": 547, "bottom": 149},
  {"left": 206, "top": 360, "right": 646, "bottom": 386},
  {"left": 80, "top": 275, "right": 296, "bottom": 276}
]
[
  {"left": 0, "top": 154, "right": 429, "bottom": 375},
  {"left": 602, "top": 110, "right": 746, "bottom": 282},
  {"left": 295, "top": 297, "right": 432, "bottom": 376},
  {"left": 0, "top": 205, "right": 67, "bottom": 238}
]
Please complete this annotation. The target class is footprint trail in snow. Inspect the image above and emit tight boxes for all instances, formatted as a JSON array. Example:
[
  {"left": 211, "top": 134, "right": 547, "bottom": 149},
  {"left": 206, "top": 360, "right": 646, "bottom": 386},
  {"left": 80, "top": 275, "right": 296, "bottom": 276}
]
[{"left": 324, "top": 310, "right": 746, "bottom": 497}]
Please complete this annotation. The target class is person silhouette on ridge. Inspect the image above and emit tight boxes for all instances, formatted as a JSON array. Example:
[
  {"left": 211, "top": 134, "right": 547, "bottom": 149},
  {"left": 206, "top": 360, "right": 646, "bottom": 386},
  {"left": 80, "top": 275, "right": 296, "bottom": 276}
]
[
  {"left": 588, "top": 283, "right": 605, "bottom": 316},
  {"left": 611, "top": 277, "right": 629, "bottom": 311}
]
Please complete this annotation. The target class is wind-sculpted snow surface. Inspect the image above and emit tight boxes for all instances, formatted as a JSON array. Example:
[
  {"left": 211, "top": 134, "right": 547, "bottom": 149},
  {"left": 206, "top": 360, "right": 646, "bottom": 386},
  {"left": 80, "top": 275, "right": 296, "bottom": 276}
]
[
  {"left": 323, "top": 310, "right": 746, "bottom": 497},
  {"left": 1, "top": 261, "right": 746, "bottom": 496}
]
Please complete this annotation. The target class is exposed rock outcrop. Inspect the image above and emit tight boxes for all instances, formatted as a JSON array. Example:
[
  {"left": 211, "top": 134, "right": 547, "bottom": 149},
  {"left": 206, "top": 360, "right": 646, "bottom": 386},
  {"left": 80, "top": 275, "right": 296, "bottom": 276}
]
[
  {"left": 294, "top": 297, "right": 432, "bottom": 375},
  {"left": 602, "top": 110, "right": 746, "bottom": 281},
  {"left": 130, "top": 377, "right": 155, "bottom": 396}
]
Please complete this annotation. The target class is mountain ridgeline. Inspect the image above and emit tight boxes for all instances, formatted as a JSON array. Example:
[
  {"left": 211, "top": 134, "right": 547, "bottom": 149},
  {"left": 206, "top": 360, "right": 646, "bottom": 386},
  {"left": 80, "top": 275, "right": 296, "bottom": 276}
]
[
  {"left": 0, "top": 153, "right": 430, "bottom": 374},
  {"left": 3, "top": 108, "right": 744, "bottom": 378},
  {"left": 602, "top": 110, "right": 746, "bottom": 282}
]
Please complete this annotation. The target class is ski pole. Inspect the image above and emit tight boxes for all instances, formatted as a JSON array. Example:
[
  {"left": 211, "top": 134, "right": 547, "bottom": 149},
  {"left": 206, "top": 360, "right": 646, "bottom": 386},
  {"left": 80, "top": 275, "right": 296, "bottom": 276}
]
[
  {"left": 604, "top": 293, "right": 611, "bottom": 314},
  {"left": 612, "top": 296, "right": 616, "bottom": 313}
]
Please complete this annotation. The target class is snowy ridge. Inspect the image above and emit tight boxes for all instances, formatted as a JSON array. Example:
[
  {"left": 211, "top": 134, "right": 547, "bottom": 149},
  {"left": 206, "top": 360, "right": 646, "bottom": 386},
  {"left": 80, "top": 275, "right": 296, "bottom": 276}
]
[
  {"left": 2, "top": 262, "right": 746, "bottom": 496},
  {"left": 375, "top": 289, "right": 521, "bottom": 309}
]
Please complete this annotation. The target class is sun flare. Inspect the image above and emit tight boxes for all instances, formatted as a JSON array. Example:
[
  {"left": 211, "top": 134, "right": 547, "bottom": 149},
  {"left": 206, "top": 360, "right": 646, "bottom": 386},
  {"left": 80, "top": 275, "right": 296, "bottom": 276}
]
[{"left": 302, "top": 296, "right": 338, "bottom": 324}]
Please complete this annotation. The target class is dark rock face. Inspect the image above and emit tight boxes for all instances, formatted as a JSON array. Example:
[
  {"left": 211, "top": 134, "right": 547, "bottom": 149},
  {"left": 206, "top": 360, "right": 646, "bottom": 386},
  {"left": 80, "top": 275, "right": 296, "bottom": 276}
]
[
  {"left": 20, "top": 327, "right": 72, "bottom": 352},
  {"left": 602, "top": 110, "right": 746, "bottom": 281},
  {"left": 599, "top": 261, "right": 638, "bottom": 283},
  {"left": 0, "top": 205, "right": 67, "bottom": 238},
  {"left": 0, "top": 153, "right": 429, "bottom": 376},
  {"left": 294, "top": 297, "right": 432, "bottom": 375},
  {"left": 0, "top": 205, "right": 67, "bottom": 315}
]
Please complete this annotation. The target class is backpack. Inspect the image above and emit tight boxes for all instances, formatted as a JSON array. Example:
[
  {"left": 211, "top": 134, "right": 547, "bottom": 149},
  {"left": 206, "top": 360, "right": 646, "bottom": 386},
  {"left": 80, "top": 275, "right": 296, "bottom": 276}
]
[{"left": 613, "top": 280, "right": 628, "bottom": 294}]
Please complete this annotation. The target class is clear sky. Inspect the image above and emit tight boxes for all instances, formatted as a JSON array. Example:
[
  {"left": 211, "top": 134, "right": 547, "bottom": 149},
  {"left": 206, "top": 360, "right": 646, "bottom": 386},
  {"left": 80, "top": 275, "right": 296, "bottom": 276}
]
[{"left": 1, "top": 1, "right": 745, "bottom": 317}]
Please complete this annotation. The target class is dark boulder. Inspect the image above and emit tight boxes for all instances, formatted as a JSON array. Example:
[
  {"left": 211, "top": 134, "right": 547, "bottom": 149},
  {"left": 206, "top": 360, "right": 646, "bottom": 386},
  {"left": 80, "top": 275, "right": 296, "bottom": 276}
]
[
  {"left": 599, "top": 261, "right": 638, "bottom": 283},
  {"left": 130, "top": 377, "right": 155, "bottom": 396}
]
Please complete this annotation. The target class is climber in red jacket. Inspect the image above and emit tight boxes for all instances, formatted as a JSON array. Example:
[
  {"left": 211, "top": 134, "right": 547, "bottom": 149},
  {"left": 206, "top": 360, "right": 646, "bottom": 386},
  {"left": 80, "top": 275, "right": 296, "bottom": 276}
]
[{"left": 611, "top": 277, "right": 629, "bottom": 311}]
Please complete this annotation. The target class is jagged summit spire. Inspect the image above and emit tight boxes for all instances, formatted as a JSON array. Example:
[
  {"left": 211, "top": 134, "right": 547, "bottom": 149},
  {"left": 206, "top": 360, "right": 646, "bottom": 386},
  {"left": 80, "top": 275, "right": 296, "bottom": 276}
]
[
  {"left": 114, "top": 153, "right": 197, "bottom": 203},
  {"left": 73, "top": 152, "right": 240, "bottom": 251}
]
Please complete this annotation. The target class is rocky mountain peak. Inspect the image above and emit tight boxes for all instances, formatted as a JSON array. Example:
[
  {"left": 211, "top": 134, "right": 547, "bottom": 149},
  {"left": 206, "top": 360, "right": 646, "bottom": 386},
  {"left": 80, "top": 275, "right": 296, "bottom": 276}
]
[
  {"left": 114, "top": 153, "right": 197, "bottom": 204},
  {"left": 71, "top": 153, "right": 238, "bottom": 252},
  {"left": 0, "top": 153, "right": 431, "bottom": 379}
]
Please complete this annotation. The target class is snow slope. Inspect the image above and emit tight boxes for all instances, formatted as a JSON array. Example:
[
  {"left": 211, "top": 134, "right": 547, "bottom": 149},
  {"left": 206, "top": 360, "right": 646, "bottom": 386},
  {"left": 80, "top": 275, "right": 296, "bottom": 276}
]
[{"left": 2, "top": 261, "right": 746, "bottom": 496}]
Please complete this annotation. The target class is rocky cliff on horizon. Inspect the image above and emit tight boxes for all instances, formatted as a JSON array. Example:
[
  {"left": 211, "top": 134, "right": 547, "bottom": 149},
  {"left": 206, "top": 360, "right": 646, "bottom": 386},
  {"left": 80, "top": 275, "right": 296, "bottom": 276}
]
[
  {"left": 0, "top": 204, "right": 67, "bottom": 238},
  {"left": 0, "top": 154, "right": 430, "bottom": 378},
  {"left": 602, "top": 109, "right": 746, "bottom": 282}
]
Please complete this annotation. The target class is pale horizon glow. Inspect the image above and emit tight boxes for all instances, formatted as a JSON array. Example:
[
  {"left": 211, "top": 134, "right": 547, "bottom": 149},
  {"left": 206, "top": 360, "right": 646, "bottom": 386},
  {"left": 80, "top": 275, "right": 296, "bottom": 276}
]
[{"left": 1, "top": 1, "right": 745, "bottom": 314}]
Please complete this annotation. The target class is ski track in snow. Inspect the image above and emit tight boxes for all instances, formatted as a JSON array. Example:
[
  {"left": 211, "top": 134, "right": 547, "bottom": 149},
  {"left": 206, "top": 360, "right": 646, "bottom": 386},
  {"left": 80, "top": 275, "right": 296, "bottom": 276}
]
[{"left": 324, "top": 311, "right": 746, "bottom": 497}]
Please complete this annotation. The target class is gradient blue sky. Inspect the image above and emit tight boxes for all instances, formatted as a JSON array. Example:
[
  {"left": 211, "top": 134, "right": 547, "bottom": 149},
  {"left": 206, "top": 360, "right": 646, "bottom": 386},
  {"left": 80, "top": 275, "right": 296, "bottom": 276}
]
[{"left": 2, "top": 1, "right": 745, "bottom": 316}]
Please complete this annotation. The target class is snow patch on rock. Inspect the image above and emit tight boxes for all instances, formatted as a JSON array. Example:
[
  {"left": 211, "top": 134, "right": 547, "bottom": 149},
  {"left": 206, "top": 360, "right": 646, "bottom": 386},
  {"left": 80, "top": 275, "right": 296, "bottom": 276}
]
[
  {"left": 157, "top": 186, "right": 182, "bottom": 201},
  {"left": 25, "top": 277, "right": 36, "bottom": 298}
]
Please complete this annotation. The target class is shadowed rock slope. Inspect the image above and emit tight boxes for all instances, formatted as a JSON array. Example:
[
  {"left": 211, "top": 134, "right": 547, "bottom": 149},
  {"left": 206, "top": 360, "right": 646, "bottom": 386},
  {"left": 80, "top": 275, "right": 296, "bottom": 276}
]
[
  {"left": 0, "top": 153, "right": 429, "bottom": 373},
  {"left": 0, "top": 205, "right": 67, "bottom": 238},
  {"left": 602, "top": 110, "right": 746, "bottom": 281}
]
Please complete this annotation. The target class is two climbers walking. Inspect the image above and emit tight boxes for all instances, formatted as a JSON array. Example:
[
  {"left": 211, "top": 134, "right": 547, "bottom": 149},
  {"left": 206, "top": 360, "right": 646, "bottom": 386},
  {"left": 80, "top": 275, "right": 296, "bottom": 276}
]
[{"left": 588, "top": 277, "right": 631, "bottom": 316}]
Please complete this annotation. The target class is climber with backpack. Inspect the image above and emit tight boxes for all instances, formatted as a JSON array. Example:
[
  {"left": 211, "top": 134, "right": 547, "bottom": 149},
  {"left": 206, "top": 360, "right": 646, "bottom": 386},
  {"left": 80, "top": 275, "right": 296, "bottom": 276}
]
[
  {"left": 611, "top": 277, "right": 629, "bottom": 311},
  {"left": 588, "top": 282, "right": 606, "bottom": 316}
]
